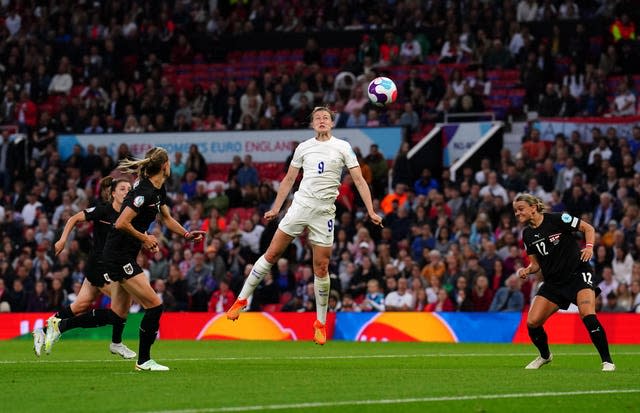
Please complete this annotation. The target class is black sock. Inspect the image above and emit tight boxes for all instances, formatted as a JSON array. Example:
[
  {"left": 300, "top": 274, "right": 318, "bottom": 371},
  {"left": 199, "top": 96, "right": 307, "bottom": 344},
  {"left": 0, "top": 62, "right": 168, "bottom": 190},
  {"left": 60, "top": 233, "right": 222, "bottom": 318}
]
[
  {"left": 138, "top": 305, "right": 163, "bottom": 364},
  {"left": 59, "top": 309, "right": 121, "bottom": 334},
  {"left": 528, "top": 326, "right": 550, "bottom": 359},
  {"left": 582, "top": 314, "right": 613, "bottom": 363},
  {"left": 111, "top": 314, "right": 126, "bottom": 344},
  {"left": 43, "top": 306, "right": 76, "bottom": 333},
  {"left": 56, "top": 306, "right": 75, "bottom": 320}
]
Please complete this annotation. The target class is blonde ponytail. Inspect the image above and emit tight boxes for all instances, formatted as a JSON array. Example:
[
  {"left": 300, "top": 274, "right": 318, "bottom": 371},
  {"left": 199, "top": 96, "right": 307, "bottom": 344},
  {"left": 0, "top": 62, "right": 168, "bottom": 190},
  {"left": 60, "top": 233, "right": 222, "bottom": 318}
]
[{"left": 117, "top": 147, "right": 169, "bottom": 178}]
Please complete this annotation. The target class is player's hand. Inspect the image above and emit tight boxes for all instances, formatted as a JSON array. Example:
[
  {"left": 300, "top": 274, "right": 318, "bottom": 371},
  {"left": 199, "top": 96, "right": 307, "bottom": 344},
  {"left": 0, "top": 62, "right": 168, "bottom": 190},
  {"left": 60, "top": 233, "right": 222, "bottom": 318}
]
[
  {"left": 368, "top": 212, "right": 384, "bottom": 227},
  {"left": 54, "top": 240, "right": 65, "bottom": 256},
  {"left": 143, "top": 234, "right": 159, "bottom": 253},
  {"left": 517, "top": 267, "right": 529, "bottom": 279},
  {"left": 580, "top": 246, "right": 593, "bottom": 262},
  {"left": 264, "top": 209, "right": 278, "bottom": 222},
  {"left": 185, "top": 230, "right": 206, "bottom": 242}
]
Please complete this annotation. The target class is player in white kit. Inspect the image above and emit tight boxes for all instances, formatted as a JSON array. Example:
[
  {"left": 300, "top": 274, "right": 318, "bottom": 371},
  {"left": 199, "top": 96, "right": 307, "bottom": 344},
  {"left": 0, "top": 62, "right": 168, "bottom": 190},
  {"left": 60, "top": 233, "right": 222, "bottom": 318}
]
[{"left": 226, "top": 106, "right": 383, "bottom": 344}]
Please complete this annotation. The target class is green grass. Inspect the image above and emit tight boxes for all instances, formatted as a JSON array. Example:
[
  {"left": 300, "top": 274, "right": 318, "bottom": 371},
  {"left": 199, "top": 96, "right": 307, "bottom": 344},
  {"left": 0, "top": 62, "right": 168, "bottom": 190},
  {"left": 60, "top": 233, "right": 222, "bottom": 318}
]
[{"left": 1, "top": 339, "right": 639, "bottom": 412}]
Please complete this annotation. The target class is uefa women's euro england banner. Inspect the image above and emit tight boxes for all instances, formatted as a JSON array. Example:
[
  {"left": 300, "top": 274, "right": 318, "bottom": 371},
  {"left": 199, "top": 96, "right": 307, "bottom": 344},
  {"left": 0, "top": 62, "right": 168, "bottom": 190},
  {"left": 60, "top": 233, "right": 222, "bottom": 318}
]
[
  {"left": 534, "top": 115, "right": 640, "bottom": 143},
  {"left": 57, "top": 128, "right": 403, "bottom": 163}
]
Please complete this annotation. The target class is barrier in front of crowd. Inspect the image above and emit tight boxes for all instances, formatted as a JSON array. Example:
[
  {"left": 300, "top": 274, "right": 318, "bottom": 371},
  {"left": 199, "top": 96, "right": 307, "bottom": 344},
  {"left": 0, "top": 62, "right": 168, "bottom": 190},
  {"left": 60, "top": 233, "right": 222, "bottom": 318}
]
[{"left": 2, "top": 312, "right": 639, "bottom": 344}]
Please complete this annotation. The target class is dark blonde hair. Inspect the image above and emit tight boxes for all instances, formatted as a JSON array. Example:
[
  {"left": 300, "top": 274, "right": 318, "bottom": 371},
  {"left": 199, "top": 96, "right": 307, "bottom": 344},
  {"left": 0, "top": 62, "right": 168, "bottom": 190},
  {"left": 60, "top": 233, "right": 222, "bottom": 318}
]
[
  {"left": 99, "top": 176, "right": 130, "bottom": 202},
  {"left": 117, "top": 147, "right": 169, "bottom": 178},
  {"left": 310, "top": 106, "right": 335, "bottom": 122},
  {"left": 514, "top": 193, "right": 546, "bottom": 213}
]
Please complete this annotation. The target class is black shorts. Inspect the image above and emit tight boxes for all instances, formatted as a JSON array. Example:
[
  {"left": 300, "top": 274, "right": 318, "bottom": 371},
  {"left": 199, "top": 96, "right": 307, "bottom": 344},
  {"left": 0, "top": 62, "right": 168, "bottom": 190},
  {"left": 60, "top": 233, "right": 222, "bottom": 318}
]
[
  {"left": 103, "top": 258, "right": 144, "bottom": 283},
  {"left": 85, "top": 255, "right": 109, "bottom": 288},
  {"left": 537, "top": 269, "right": 601, "bottom": 310}
]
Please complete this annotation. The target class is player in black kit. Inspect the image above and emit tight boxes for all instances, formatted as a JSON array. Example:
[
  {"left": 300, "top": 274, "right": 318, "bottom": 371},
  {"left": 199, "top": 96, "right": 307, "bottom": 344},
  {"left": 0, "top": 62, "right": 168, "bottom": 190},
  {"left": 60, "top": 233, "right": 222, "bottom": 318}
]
[
  {"left": 47, "top": 147, "right": 204, "bottom": 371},
  {"left": 514, "top": 193, "right": 615, "bottom": 372},
  {"left": 35, "top": 177, "right": 135, "bottom": 359}
]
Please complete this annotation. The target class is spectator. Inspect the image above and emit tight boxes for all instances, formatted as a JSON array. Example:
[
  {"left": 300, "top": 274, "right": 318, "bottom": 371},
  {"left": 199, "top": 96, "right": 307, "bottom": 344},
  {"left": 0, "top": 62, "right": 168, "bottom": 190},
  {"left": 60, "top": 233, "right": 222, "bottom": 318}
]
[
  {"left": 399, "top": 31, "right": 422, "bottom": 64},
  {"left": 154, "top": 279, "right": 177, "bottom": 311},
  {"left": 236, "top": 155, "right": 259, "bottom": 189},
  {"left": 384, "top": 277, "right": 413, "bottom": 311},
  {"left": 610, "top": 81, "right": 636, "bottom": 116},
  {"left": 489, "top": 274, "right": 525, "bottom": 312},
  {"left": 517, "top": 0, "right": 539, "bottom": 22},
  {"left": 208, "top": 279, "right": 236, "bottom": 312}
]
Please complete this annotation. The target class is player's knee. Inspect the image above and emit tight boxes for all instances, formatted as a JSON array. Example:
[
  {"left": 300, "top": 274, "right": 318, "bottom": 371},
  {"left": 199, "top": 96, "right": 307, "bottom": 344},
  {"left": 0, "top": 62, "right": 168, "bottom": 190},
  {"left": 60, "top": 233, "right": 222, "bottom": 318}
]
[
  {"left": 72, "top": 300, "right": 91, "bottom": 314},
  {"left": 526, "top": 318, "right": 543, "bottom": 329}
]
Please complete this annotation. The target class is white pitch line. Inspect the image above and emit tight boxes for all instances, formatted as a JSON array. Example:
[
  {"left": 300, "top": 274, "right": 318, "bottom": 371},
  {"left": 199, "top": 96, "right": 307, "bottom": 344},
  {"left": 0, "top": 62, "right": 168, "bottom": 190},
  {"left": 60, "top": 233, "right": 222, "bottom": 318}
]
[
  {"left": 2, "top": 351, "right": 640, "bottom": 364},
  {"left": 140, "top": 389, "right": 640, "bottom": 413}
]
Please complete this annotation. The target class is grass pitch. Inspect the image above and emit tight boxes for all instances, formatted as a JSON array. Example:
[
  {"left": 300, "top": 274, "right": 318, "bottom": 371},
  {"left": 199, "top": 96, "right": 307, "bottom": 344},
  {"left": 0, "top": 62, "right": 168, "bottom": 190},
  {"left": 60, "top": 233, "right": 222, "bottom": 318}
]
[{"left": 1, "top": 338, "right": 639, "bottom": 412}]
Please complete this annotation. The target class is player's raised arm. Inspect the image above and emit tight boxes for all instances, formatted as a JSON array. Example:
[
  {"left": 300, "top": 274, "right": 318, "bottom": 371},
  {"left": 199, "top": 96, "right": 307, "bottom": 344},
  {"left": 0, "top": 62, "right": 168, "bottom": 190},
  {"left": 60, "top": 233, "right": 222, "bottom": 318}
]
[
  {"left": 54, "top": 210, "right": 87, "bottom": 256},
  {"left": 158, "top": 204, "right": 205, "bottom": 241},
  {"left": 348, "top": 165, "right": 383, "bottom": 227}
]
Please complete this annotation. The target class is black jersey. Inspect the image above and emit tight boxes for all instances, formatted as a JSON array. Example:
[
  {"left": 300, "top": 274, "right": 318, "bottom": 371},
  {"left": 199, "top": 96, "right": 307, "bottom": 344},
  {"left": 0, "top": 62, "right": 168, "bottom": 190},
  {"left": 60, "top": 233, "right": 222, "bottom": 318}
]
[
  {"left": 83, "top": 201, "right": 119, "bottom": 256},
  {"left": 103, "top": 178, "right": 167, "bottom": 259},
  {"left": 522, "top": 212, "right": 591, "bottom": 286}
]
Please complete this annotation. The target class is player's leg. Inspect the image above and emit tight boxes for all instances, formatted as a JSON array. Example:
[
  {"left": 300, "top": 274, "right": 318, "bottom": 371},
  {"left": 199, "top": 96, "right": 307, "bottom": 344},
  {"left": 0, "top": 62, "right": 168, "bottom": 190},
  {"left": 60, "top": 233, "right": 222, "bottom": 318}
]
[
  {"left": 576, "top": 288, "right": 615, "bottom": 371},
  {"left": 310, "top": 243, "right": 331, "bottom": 345},
  {"left": 43, "top": 280, "right": 104, "bottom": 354},
  {"left": 34, "top": 279, "right": 97, "bottom": 356},
  {"left": 525, "top": 295, "right": 558, "bottom": 369},
  {"left": 104, "top": 282, "right": 136, "bottom": 359},
  {"left": 227, "top": 228, "right": 295, "bottom": 320},
  {"left": 119, "top": 273, "right": 167, "bottom": 371}
]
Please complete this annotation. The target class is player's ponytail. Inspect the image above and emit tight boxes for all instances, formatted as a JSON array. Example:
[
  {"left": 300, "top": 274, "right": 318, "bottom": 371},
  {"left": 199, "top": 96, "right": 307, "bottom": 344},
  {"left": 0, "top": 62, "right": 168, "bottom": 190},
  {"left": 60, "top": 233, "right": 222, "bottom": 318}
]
[
  {"left": 117, "top": 147, "right": 169, "bottom": 178},
  {"left": 514, "top": 193, "right": 546, "bottom": 213}
]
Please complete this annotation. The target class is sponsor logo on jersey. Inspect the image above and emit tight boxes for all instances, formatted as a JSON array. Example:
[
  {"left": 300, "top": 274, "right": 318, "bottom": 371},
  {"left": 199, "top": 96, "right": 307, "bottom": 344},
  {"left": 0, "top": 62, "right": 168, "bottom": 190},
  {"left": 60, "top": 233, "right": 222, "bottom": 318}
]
[
  {"left": 85, "top": 207, "right": 96, "bottom": 213},
  {"left": 549, "top": 233, "right": 561, "bottom": 245},
  {"left": 561, "top": 213, "right": 572, "bottom": 223},
  {"left": 133, "top": 180, "right": 140, "bottom": 189},
  {"left": 133, "top": 195, "right": 144, "bottom": 207}
]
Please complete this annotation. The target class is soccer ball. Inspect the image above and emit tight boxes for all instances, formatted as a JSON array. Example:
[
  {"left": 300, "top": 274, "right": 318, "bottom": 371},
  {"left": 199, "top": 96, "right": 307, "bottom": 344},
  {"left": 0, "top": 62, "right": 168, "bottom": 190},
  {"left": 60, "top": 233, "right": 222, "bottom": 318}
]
[{"left": 367, "top": 77, "right": 398, "bottom": 106}]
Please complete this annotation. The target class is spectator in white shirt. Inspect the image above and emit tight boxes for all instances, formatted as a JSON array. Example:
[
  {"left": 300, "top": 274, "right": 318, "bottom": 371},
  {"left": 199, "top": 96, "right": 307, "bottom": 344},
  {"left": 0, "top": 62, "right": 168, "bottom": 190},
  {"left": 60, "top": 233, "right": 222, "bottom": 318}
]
[
  {"left": 399, "top": 31, "right": 422, "bottom": 65},
  {"left": 48, "top": 59, "right": 73, "bottom": 95},
  {"left": 611, "top": 81, "right": 636, "bottom": 116},
  {"left": 517, "top": 0, "right": 538, "bottom": 22},
  {"left": 384, "top": 277, "right": 414, "bottom": 311}
]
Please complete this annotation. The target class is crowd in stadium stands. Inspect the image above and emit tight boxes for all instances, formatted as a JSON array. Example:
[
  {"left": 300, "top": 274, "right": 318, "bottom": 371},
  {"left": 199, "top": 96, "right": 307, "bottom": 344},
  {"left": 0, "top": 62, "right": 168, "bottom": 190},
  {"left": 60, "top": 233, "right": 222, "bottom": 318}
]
[{"left": 0, "top": 1, "right": 639, "bottom": 315}]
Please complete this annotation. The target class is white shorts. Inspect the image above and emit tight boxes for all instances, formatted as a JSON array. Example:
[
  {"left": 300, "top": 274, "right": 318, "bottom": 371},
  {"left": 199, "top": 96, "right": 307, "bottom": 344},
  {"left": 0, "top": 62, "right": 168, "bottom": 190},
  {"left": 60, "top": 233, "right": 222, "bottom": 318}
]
[{"left": 278, "top": 199, "right": 336, "bottom": 247}]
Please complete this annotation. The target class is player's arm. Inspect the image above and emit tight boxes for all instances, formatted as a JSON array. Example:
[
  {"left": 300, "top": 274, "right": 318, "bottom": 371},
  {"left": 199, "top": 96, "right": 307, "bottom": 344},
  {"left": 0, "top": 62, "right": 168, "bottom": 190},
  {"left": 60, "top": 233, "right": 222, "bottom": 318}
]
[
  {"left": 578, "top": 219, "right": 595, "bottom": 262},
  {"left": 158, "top": 204, "right": 205, "bottom": 242},
  {"left": 115, "top": 206, "right": 158, "bottom": 250},
  {"left": 517, "top": 254, "right": 541, "bottom": 279},
  {"left": 348, "top": 166, "right": 383, "bottom": 227},
  {"left": 54, "top": 210, "right": 87, "bottom": 256},
  {"left": 264, "top": 165, "right": 300, "bottom": 221}
]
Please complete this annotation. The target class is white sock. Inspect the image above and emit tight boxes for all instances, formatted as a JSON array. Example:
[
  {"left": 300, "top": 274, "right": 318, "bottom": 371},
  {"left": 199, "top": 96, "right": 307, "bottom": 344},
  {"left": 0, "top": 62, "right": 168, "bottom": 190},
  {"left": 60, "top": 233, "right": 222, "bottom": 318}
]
[
  {"left": 239, "top": 255, "right": 273, "bottom": 300},
  {"left": 314, "top": 275, "right": 330, "bottom": 324}
]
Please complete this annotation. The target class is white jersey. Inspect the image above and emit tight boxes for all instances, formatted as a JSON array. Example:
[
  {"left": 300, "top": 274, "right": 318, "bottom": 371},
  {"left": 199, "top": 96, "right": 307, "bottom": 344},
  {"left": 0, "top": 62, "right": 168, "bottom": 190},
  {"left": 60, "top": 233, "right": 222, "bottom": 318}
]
[{"left": 290, "top": 136, "right": 359, "bottom": 207}]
